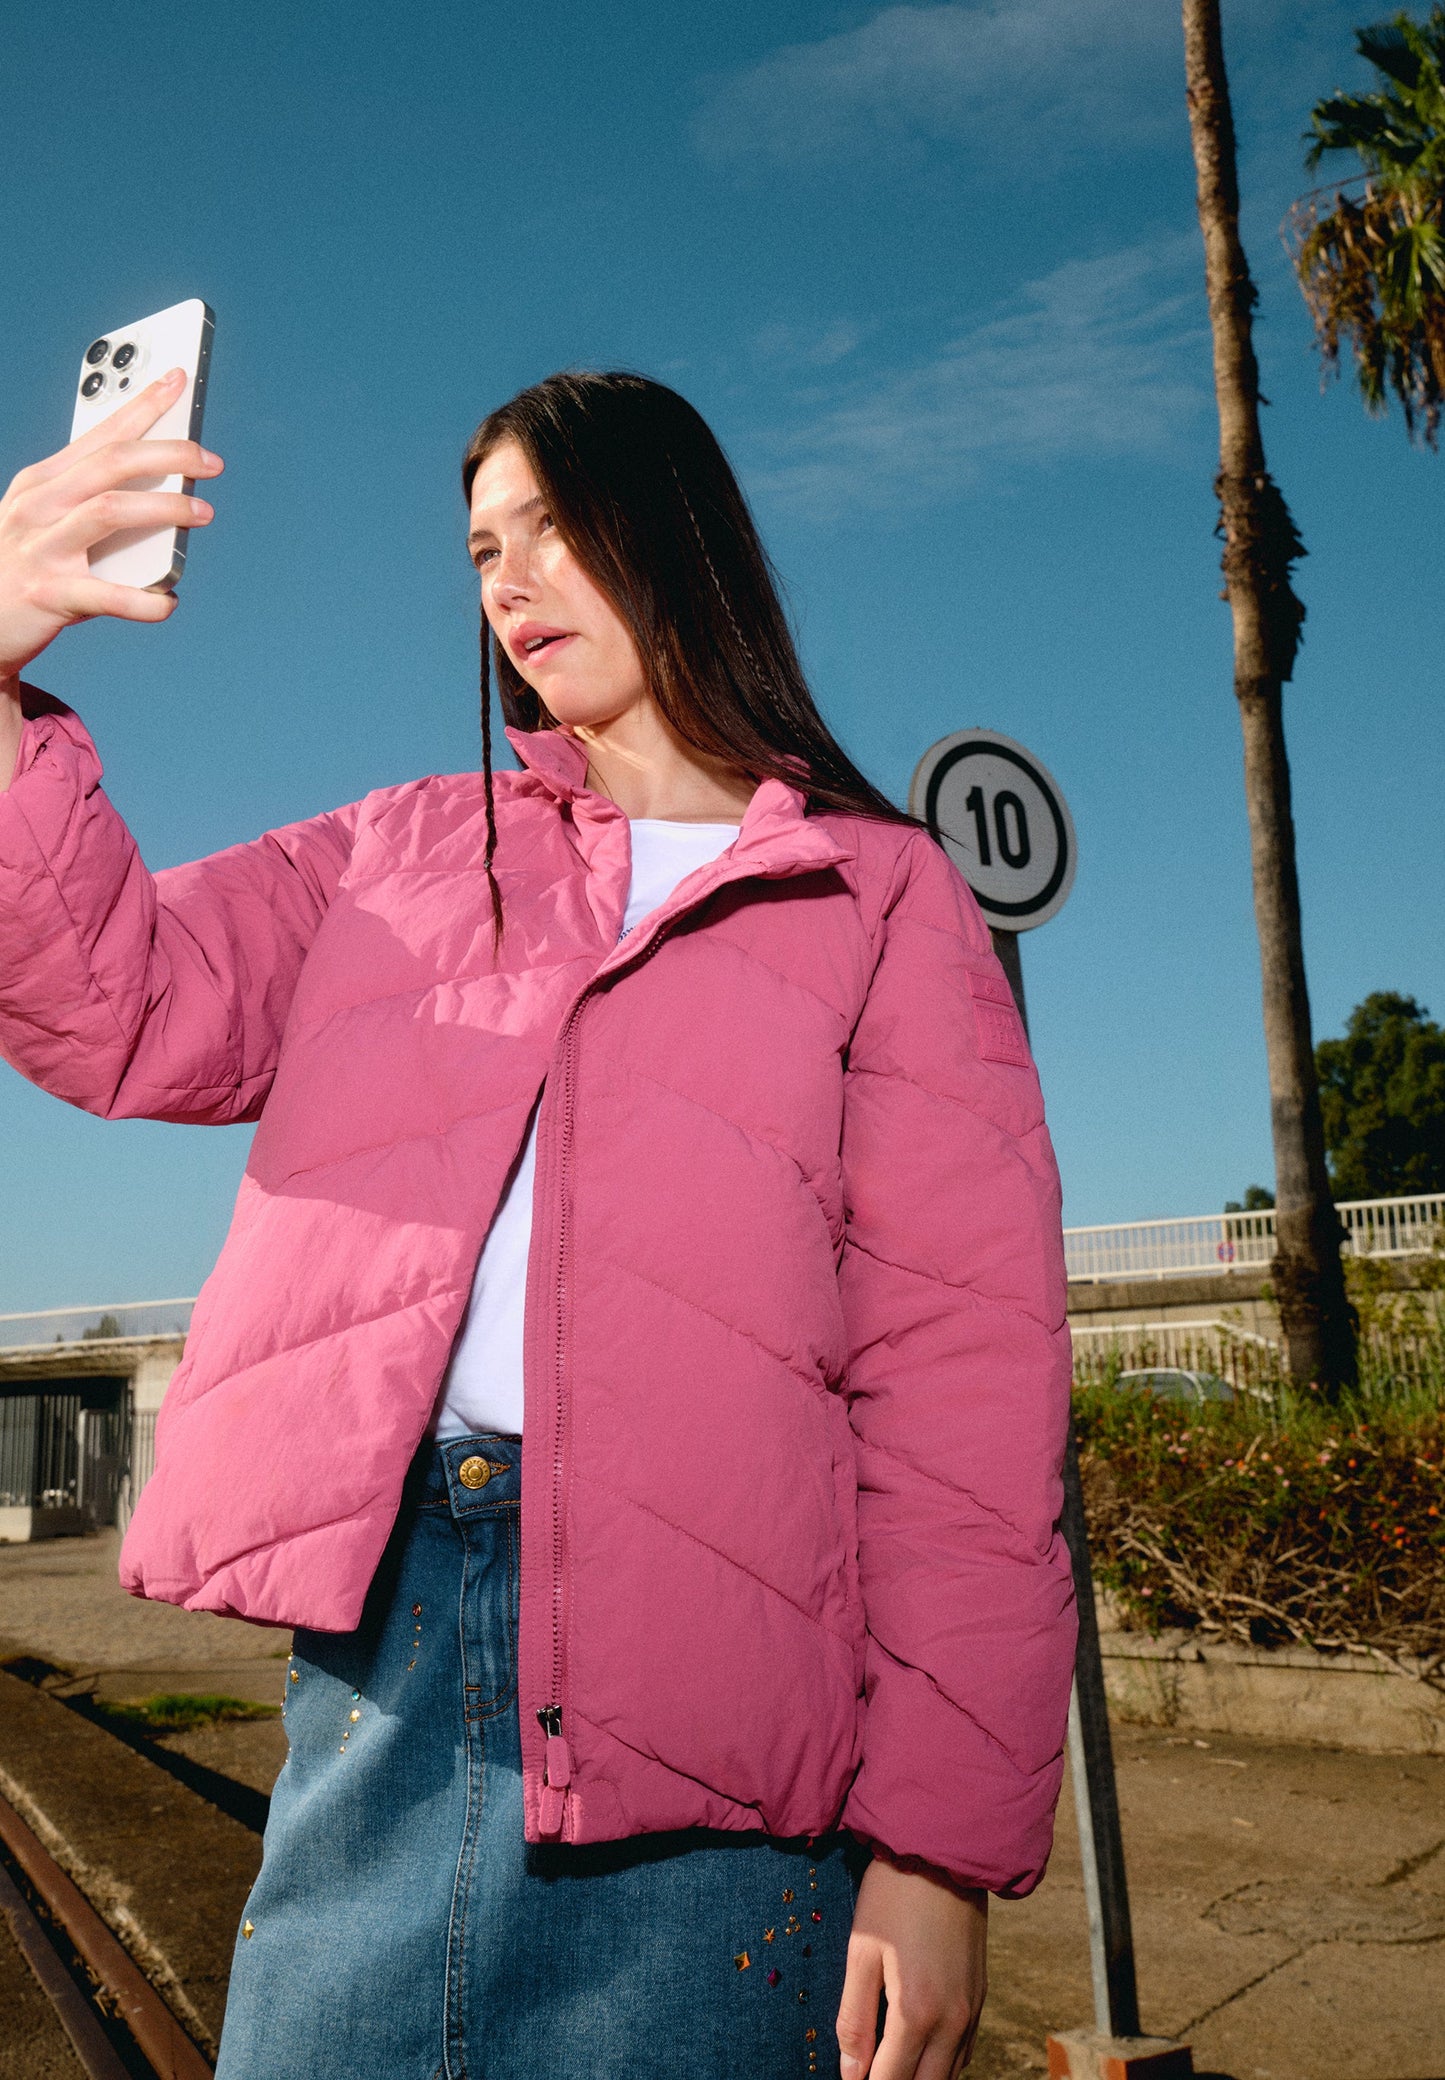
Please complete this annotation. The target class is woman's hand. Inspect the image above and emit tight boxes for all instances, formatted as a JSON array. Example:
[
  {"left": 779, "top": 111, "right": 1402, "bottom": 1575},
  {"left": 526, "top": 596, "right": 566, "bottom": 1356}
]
[
  {"left": 0, "top": 368, "right": 223, "bottom": 789},
  {"left": 836, "top": 1851, "right": 988, "bottom": 2079}
]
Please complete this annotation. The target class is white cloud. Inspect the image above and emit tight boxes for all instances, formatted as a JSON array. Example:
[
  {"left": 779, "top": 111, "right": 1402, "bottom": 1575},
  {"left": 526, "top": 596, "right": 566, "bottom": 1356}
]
[
  {"left": 750, "top": 318, "right": 869, "bottom": 370},
  {"left": 693, "top": 0, "right": 1180, "bottom": 166},
  {"left": 744, "top": 239, "right": 1210, "bottom": 515}
]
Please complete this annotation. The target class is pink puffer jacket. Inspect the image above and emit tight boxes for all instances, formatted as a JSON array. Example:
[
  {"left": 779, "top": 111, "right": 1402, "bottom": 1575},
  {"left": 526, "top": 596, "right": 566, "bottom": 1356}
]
[{"left": 0, "top": 688, "right": 1075, "bottom": 1894}]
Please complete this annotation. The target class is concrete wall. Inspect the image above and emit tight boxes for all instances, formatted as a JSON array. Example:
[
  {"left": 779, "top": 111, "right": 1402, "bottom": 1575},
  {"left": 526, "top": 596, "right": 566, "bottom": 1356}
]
[
  {"left": 1068, "top": 1270, "right": 1279, "bottom": 1337},
  {"left": 1101, "top": 1628, "right": 1445, "bottom": 1756},
  {"left": 1066, "top": 1257, "right": 1437, "bottom": 1339},
  {"left": 130, "top": 1343, "right": 183, "bottom": 1415}
]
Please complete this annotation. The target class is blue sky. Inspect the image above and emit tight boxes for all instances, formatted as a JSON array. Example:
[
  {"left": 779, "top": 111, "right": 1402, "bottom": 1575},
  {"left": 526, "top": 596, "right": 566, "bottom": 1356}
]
[{"left": 1, "top": 0, "right": 1440, "bottom": 1310}]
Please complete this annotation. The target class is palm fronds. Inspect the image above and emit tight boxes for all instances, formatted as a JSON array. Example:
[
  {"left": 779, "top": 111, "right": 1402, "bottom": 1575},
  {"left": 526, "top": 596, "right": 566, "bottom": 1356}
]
[{"left": 1288, "top": 8, "right": 1445, "bottom": 444}]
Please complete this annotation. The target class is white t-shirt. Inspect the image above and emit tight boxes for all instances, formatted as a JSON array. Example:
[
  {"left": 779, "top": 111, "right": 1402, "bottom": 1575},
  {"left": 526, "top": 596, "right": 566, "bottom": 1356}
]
[{"left": 431, "top": 817, "right": 741, "bottom": 1441}]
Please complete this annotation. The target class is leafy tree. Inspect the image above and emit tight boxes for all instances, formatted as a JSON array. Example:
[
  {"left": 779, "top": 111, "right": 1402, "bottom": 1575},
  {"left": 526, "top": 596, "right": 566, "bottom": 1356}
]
[
  {"left": 1184, "top": 0, "right": 1357, "bottom": 1392},
  {"left": 1316, "top": 992, "right": 1445, "bottom": 1196},
  {"left": 1290, "top": 8, "right": 1445, "bottom": 445},
  {"left": 1224, "top": 1185, "right": 1276, "bottom": 1213}
]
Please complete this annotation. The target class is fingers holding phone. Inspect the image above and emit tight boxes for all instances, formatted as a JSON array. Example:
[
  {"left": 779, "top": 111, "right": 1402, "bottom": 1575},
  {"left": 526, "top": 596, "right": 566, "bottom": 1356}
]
[
  {"left": 0, "top": 372, "right": 221, "bottom": 689},
  {"left": 0, "top": 299, "right": 220, "bottom": 693}
]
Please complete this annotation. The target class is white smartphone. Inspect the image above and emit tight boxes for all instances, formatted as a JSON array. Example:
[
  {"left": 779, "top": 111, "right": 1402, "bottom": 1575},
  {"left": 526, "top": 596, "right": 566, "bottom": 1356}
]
[{"left": 69, "top": 297, "right": 215, "bottom": 592}]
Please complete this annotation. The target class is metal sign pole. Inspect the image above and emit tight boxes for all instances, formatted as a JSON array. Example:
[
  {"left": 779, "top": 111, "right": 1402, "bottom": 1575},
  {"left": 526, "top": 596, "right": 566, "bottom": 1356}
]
[
  {"left": 1062, "top": 1435, "right": 1141, "bottom": 2040},
  {"left": 990, "top": 926, "right": 1139, "bottom": 2041},
  {"left": 988, "top": 927, "right": 1028, "bottom": 1034}
]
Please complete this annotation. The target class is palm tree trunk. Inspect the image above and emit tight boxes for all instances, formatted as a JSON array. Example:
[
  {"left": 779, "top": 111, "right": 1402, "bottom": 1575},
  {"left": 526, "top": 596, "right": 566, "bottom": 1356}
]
[{"left": 1182, "top": 0, "right": 1357, "bottom": 1392}]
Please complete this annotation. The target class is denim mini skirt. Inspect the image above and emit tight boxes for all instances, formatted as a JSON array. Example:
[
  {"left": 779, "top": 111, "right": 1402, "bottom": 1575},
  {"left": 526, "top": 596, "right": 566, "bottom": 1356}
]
[{"left": 216, "top": 1432, "right": 868, "bottom": 2079}]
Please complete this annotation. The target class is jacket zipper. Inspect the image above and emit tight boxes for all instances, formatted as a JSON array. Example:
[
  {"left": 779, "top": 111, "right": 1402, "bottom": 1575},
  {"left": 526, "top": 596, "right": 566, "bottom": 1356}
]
[
  {"left": 536, "top": 1003, "right": 582, "bottom": 1836},
  {"left": 532, "top": 920, "right": 675, "bottom": 1838},
  {"left": 530, "top": 856, "right": 828, "bottom": 1836}
]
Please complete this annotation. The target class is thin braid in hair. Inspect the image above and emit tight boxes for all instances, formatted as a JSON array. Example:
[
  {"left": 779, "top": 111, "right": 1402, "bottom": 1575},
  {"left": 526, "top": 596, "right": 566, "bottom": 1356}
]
[
  {"left": 479, "top": 616, "right": 504, "bottom": 955},
  {"left": 667, "top": 458, "right": 766, "bottom": 684}
]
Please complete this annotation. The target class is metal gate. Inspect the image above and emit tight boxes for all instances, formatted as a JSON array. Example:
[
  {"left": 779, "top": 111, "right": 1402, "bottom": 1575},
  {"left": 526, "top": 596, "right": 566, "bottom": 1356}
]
[
  {"left": 78, "top": 1401, "right": 130, "bottom": 1527},
  {"left": 0, "top": 1380, "right": 130, "bottom": 1525}
]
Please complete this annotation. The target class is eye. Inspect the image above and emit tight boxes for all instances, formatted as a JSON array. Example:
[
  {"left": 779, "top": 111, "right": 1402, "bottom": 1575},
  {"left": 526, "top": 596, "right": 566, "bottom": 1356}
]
[{"left": 474, "top": 546, "right": 497, "bottom": 569}]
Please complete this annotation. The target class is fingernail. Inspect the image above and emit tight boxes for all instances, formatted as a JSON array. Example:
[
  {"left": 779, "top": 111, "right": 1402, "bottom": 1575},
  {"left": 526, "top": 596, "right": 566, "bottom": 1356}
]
[
  {"left": 189, "top": 499, "right": 212, "bottom": 519},
  {"left": 200, "top": 450, "right": 222, "bottom": 467},
  {"left": 164, "top": 366, "right": 186, "bottom": 383},
  {"left": 840, "top": 2061, "right": 863, "bottom": 2080}
]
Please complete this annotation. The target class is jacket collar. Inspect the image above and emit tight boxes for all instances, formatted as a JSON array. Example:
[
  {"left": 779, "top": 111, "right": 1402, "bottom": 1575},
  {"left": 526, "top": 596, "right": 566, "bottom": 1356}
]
[{"left": 502, "top": 724, "right": 854, "bottom": 872}]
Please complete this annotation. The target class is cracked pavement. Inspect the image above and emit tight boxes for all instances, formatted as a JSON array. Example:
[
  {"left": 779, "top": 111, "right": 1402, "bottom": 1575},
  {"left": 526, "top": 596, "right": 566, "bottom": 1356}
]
[{"left": 976, "top": 1723, "right": 1445, "bottom": 2079}]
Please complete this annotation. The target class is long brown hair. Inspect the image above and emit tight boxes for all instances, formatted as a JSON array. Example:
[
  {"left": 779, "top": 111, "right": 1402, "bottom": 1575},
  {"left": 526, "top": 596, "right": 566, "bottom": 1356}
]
[{"left": 461, "top": 370, "right": 921, "bottom": 944}]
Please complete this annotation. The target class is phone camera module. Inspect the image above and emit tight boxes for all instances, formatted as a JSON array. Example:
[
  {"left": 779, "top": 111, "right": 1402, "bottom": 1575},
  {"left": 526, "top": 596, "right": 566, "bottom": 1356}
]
[
  {"left": 80, "top": 371, "right": 106, "bottom": 399},
  {"left": 111, "top": 342, "right": 136, "bottom": 371},
  {"left": 84, "top": 339, "right": 110, "bottom": 367}
]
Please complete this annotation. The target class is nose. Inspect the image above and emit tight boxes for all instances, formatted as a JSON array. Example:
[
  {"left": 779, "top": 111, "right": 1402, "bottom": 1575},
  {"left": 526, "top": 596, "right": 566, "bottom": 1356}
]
[{"left": 489, "top": 539, "right": 534, "bottom": 609}]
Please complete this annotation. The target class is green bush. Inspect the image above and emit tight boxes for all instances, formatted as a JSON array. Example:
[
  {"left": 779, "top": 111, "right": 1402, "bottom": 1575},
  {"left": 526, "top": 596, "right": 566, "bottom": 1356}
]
[{"left": 1075, "top": 1365, "right": 1445, "bottom": 1677}]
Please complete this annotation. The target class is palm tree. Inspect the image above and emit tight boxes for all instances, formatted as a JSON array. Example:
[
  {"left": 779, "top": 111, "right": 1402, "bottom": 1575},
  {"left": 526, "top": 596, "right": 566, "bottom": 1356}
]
[
  {"left": 1182, "top": 0, "right": 1358, "bottom": 1394},
  {"left": 1289, "top": 7, "right": 1445, "bottom": 445}
]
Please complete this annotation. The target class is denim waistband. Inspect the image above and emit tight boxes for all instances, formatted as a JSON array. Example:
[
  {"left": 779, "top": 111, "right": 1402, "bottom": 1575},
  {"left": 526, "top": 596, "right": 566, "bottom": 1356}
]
[{"left": 403, "top": 1431, "right": 522, "bottom": 1517}]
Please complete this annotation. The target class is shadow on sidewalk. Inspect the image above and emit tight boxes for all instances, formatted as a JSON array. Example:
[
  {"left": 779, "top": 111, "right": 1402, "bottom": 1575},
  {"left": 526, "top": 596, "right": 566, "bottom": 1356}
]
[{"left": 1, "top": 1654, "right": 269, "bottom": 1836}]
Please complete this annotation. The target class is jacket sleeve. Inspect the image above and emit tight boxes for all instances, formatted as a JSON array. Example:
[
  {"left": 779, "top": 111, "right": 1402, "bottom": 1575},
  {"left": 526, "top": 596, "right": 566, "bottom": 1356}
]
[
  {"left": 0, "top": 688, "right": 359, "bottom": 1125},
  {"left": 838, "top": 828, "right": 1075, "bottom": 1898}
]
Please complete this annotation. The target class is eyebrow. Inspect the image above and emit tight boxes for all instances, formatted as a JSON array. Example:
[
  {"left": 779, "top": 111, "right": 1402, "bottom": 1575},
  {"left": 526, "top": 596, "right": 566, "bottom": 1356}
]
[{"left": 467, "top": 493, "right": 547, "bottom": 551}]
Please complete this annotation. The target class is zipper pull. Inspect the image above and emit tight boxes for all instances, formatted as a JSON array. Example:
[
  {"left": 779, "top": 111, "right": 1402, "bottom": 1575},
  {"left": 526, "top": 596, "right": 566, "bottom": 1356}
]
[{"left": 536, "top": 1705, "right": 572, "bottom": 1836}]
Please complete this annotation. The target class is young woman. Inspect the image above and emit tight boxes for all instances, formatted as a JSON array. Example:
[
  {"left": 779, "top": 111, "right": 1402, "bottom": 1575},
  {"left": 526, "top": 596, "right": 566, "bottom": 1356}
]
[{"left": 0, "top": 368, "right": 1076, "bottom": 2080}]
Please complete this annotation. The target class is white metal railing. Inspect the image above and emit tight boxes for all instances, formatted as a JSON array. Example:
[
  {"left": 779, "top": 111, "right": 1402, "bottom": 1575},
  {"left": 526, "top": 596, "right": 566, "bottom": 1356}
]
[
  {"left": 0, "top": 1297, "right": 194, "bottom": 1356},
  {"left": 1064, "top": 1193, "right": 1445, "bottom": 1284},
  {"left": 1070, "top": 1318, "right": 1281, "bottom": 1386}
]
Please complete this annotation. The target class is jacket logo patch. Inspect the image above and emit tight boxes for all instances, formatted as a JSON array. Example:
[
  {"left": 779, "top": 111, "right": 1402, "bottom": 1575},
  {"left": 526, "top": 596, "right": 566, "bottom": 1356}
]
[{"left": 965, "top": 969, "right": 1031, "bottom": 1067}]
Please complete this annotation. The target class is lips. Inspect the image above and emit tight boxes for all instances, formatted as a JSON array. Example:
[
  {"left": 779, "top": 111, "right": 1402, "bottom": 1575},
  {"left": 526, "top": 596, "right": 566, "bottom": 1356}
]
[{"left": 510, "top": 622, "right": 573, "bottom": 666}]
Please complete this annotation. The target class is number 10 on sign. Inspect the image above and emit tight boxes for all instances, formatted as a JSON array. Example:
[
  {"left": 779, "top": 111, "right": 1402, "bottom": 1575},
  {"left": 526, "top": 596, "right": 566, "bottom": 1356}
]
[{"left": 908, "top": 729, "right": 1076, "bottom": 932}]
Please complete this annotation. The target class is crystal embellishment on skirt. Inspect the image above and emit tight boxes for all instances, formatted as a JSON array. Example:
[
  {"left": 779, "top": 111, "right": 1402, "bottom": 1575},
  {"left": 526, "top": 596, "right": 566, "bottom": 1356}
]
[
  {"left": 241, "top": 1920, "right": 255, "bottom": 1939},
  {"left": 766, "top": 1968, "right": 781, "bottom": 1988},
  {"left": 782, "top": 1888, "right": 794, "bottom": 1903},
  {"left": 734, "top": 1951, "right": 750, "bottom": 1971},
  {"left": 812, "top": 1909, "right": 822, "bottom": 1922}
]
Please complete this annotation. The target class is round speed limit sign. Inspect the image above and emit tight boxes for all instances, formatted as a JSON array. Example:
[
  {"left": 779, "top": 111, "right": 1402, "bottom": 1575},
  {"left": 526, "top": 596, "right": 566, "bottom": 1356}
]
[{"left": 908, "top": 730, "right": 1076, "bottom": 931}]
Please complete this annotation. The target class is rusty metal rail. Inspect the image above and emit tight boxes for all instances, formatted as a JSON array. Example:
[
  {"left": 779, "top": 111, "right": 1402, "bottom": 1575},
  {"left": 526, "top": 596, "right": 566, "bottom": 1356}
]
[
  {"left": 0, "top": 1856, "right": 131, "bottom": 2079},
  {"left": 0, "top": 1787, "right": 213, "bottom": 2080}
]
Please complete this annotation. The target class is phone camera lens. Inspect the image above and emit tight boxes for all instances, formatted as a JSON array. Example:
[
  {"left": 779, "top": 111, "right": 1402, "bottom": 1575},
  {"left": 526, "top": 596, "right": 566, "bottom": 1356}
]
[
  {"left": 111, "top": 342, "right": 136, "bottom": 371},
  {"left": 84, "top": 339, "right": 110, "bottom": 366},
  {"left": 80, "top": 371, "right": 105, "bottom": 398}
]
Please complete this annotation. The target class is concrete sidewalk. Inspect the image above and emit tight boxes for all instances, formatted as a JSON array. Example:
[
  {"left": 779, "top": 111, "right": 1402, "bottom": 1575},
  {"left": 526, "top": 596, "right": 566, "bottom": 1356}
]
[
  {"left": 0, "top": 1529, "right": 288, "bottom": 1706},
  {"left": 981, "top": 1725, "right": 1444, "bottom": 2079},
  {"left": 3, "top": 1532, "right": 1442, "bottom": 2079}
]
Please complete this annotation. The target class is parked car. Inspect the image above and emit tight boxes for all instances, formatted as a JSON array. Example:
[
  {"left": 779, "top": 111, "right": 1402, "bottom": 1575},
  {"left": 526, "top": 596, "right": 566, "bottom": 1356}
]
[{"left": 1115, "top": 1367, "right": 1236, "bottom": 1404}]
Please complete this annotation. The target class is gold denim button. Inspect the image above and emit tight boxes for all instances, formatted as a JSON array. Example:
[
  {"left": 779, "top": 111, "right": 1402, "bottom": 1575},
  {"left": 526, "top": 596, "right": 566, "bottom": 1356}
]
[{"left": 457, "top": 1456, "right": 491, "bottom": 1489}]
